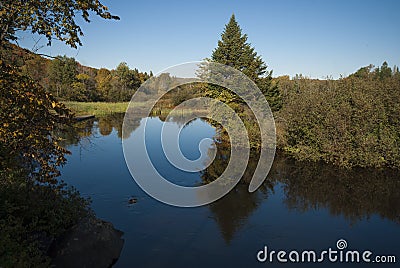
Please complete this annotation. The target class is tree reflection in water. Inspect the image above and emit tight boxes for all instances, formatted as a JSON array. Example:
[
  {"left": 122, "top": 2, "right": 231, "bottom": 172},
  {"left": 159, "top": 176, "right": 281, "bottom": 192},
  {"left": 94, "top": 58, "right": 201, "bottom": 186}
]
[
  {"left": 61, "top": 114, "right": 400, "bottom": 244},
  {"left": 201, "top": 140, "right": 276, "bottom": 243},
  {"left": 202, "top": 136, "right": 400, "bottom": 242},
  {"left": 58, "top": 113, "right": 142, "bottom": 147},
  {"left": 273, "top": 154, "right": 400, "bottom": 225}
]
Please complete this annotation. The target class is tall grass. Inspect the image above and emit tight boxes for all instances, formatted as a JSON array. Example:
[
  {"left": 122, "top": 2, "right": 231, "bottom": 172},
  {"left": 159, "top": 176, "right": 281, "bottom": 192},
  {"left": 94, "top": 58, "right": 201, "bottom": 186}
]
[
  {"left": 64, "top": 101, "right": 208, "bottom": 117},
  {"left": 63, "top": 101, "right": 130, "bottom": 116}
]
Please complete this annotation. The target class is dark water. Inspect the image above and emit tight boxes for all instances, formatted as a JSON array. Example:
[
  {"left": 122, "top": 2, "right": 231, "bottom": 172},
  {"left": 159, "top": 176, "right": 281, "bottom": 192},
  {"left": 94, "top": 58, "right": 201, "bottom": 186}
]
[{"left": 60, "top": 113, "right": 400, "bottom": 267}]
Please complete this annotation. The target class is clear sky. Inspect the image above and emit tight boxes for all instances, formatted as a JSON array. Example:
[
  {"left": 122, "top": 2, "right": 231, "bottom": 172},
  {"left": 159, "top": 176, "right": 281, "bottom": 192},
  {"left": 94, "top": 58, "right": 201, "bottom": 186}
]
[{"left": 17, "top": 0, "right": 400, "bottom": 78}]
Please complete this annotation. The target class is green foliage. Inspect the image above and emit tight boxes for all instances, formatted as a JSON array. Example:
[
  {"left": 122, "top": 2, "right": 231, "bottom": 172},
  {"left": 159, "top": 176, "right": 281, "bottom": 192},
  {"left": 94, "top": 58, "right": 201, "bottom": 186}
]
[
  {"left": 48, "top": 56, "right": 78, "bottom": 98},
  {"left": 0, "top": 0, "right": 119, "bottom": 48},
  {"left": 258, "top": 76, "right": 282, "bottom": 111},
  {"left": 99, "top": 63, "right": 151, "bottom": 102},
  {"left": 376, "top": 61, "right": 392, "bottom": 80},
  {"left": 5, "top": 44, "right": 152, "bottom": 102},
  {"left": 0, "top": 170, "right": 90, "bottom": 267},
  {"left": 159, "top": 82, "right": 204, "bottom": 106},
  {"left": 351, "top": 64, "right": 374, "bottom": 79},
  {"left": 277, "top": 63, "right": 400, "bottom": 168},
  {"left": 47, "top": 56, "right": 101, "bottom": 101},
  {"left": 196, "top": 15, "right": 282, "bottom": 151},
  {"left": 208, "top": 14, "right": 281, "bottom": 111},
  {"left": 107, "top": 62, "right": 138, "bottom": 101},
  {"left": 40, "top": 54, "right": 150, "bottom": 102}
]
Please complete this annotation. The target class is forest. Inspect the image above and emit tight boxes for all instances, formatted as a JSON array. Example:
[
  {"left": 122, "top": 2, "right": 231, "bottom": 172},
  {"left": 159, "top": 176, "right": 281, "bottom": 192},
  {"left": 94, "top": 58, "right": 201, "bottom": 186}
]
[{"left": 5, "top": 44, "right": 153, "bottom": 102}]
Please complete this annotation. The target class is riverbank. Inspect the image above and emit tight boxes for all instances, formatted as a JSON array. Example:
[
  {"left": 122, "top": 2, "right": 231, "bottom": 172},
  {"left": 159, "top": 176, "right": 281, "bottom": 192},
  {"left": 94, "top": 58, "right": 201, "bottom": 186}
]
[
  {"left": 64, "top": 96, "right": 400, "bottom": 170},
  {"left": 0, "top": 171, "right": 124, "bottom": 267},
  {"left": 64, "top": 101, "right": 207, "bottom": 117}
]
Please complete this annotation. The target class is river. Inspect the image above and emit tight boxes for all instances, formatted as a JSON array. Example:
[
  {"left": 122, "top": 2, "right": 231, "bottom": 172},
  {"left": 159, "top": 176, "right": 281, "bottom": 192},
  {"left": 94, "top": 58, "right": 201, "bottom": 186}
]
[{"left": 60, "top": 113, "right": 400, "bottom": 267}]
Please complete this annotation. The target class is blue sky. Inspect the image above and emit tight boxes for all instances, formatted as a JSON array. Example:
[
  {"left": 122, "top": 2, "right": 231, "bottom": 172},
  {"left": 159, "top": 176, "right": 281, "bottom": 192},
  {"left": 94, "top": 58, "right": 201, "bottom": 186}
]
[{"left": 17, "top": 0, "right": 400, "bottom": 78}]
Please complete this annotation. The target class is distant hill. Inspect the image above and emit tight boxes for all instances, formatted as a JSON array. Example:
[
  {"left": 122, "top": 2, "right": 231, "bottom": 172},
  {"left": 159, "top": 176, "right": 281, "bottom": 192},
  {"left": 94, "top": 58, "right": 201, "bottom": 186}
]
[{"left": 3, "top": 43, "right": 153, "bottom": 102}]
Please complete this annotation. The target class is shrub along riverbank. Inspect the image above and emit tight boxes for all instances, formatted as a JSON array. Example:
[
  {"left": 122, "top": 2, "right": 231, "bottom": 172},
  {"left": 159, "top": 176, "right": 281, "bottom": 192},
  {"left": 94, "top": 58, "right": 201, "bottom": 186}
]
[
  {"left": 275, "top": 63, "right": 400, "bottom": 169},
  {"left": 0, "top": 170, "right": 89, "bottom": 266}
]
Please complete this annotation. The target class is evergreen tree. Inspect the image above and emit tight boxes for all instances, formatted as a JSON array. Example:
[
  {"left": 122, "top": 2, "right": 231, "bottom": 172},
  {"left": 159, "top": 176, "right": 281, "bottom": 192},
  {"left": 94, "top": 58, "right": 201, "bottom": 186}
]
[
  {"left": 379, "top": 61, "right": 392, "bottom": 80},
  {"left": 394, "top": 65, "right": 400, "bottom": 80},
  {"left": 209, "top": 14, "right": 281, "bottom": 111}
]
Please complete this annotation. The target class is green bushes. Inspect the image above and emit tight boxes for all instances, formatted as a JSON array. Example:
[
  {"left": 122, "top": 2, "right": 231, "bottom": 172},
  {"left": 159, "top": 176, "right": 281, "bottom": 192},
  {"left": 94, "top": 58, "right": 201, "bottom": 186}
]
[
  {"left": 0, "top": 170, "right": 90, "bottom": 267},
  {"left": 277, "top": 64, "right": 400, "bottom": 168}
]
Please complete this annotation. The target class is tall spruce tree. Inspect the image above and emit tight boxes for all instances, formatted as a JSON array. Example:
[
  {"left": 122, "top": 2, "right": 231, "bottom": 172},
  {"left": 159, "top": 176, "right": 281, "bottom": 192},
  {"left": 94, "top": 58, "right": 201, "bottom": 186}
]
[{"left": 209, "top": 14, "right": 281, "bottom": 111}]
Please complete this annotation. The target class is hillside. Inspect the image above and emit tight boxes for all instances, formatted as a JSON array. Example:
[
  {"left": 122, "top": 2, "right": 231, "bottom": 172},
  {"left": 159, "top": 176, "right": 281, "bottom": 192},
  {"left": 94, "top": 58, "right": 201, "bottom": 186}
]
[{"left": 4, "top": 43, "right": 153, "bottom": 102}]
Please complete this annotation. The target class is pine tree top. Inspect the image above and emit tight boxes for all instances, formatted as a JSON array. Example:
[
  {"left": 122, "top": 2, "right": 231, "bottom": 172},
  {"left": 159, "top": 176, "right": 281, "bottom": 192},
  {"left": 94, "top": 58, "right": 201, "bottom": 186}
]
[
  {"left": 211, "top": 14, "right": 267, "bottom": 80},
  {"left": 209, "top": 14, "right": 281, "bottom": 111}
]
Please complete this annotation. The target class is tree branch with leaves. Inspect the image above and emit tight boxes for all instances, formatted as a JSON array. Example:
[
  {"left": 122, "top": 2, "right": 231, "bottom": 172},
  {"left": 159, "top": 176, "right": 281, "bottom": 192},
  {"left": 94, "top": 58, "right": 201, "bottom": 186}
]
[
  {"left": 0, "top": 0, "right": 119, "bottom": 183},
  {"left": 0, "top": 0, "right": 119, "bottom": 48}
]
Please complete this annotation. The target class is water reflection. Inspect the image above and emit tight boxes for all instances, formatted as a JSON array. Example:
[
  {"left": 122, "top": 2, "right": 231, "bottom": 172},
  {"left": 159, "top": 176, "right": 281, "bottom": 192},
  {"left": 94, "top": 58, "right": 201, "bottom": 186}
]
[
  {"left": 60, "top": 114, "right": 400, "bottom": 267},
  {"left": 63, "top": 114, "right": 400, "bottom": 253},
  {"left": 63, "top": 113, "right": 400, "bottom": 240},
  {"left": 200, "top": 140, "right": 276, "bottom": 243},
  {"left": 201, "top": 133, "right": 400, "bottom": 227},
  {"left": 271, "top": 154, "right": 400, "bottom": 224},
  {"left": 207, "top": 184, "right": 271, "bottom": 243},
  {"left": 58, "top": 113, "right": 141, "bottom": 146},
  {"left": 57, "top": 118, "right": 94, "bottom": 147}
]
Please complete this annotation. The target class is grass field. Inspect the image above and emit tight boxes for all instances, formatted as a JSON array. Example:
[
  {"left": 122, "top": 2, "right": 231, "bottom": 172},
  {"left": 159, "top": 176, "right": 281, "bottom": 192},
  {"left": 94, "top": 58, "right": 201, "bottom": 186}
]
[
  {"left": 63, "top": 101, "right": 207, "bottom": 117},
  {"left": 63, "top": 101, "right": 130, "bottom": 116}
]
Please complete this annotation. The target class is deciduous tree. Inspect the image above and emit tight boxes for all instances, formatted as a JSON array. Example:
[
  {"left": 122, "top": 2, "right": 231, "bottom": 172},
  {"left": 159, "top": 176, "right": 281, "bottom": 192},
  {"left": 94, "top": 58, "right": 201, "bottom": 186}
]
[
  {"left": 0, "top": 0, "right": 119, "bottom": 48},
  {"left": 0, "top": 0, "right": 119, "bottom": 182},
  {"left": 47, "top": 56, "right": 78, "bottom": 98}
]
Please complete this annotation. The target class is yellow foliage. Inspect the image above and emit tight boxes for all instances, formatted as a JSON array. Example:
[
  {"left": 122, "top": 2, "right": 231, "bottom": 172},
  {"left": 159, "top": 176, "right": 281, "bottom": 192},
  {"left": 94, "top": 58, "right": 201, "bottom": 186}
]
[{"left": 0, "top": 63, "right": 73, "bottom": 183}]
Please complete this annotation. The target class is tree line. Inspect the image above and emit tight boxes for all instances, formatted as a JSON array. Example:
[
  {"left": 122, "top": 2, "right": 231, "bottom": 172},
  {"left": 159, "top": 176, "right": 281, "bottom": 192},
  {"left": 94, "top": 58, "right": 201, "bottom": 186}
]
[{"left": 10, "top": 44, "right": 153, "bottom": 102}]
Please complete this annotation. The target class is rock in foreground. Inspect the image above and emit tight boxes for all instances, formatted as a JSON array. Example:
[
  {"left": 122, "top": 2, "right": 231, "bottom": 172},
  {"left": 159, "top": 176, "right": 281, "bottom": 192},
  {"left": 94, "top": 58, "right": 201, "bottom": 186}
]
[{"left": 49, "top": 216, "right": 124, "bottom": 268}]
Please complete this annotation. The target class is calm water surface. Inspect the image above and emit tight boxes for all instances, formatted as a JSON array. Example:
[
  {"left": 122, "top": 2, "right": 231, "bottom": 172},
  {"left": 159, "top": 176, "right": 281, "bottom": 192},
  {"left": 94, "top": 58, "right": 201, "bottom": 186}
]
[{"left": 60, "top": 113, "right": 400, "bottom": 267}]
